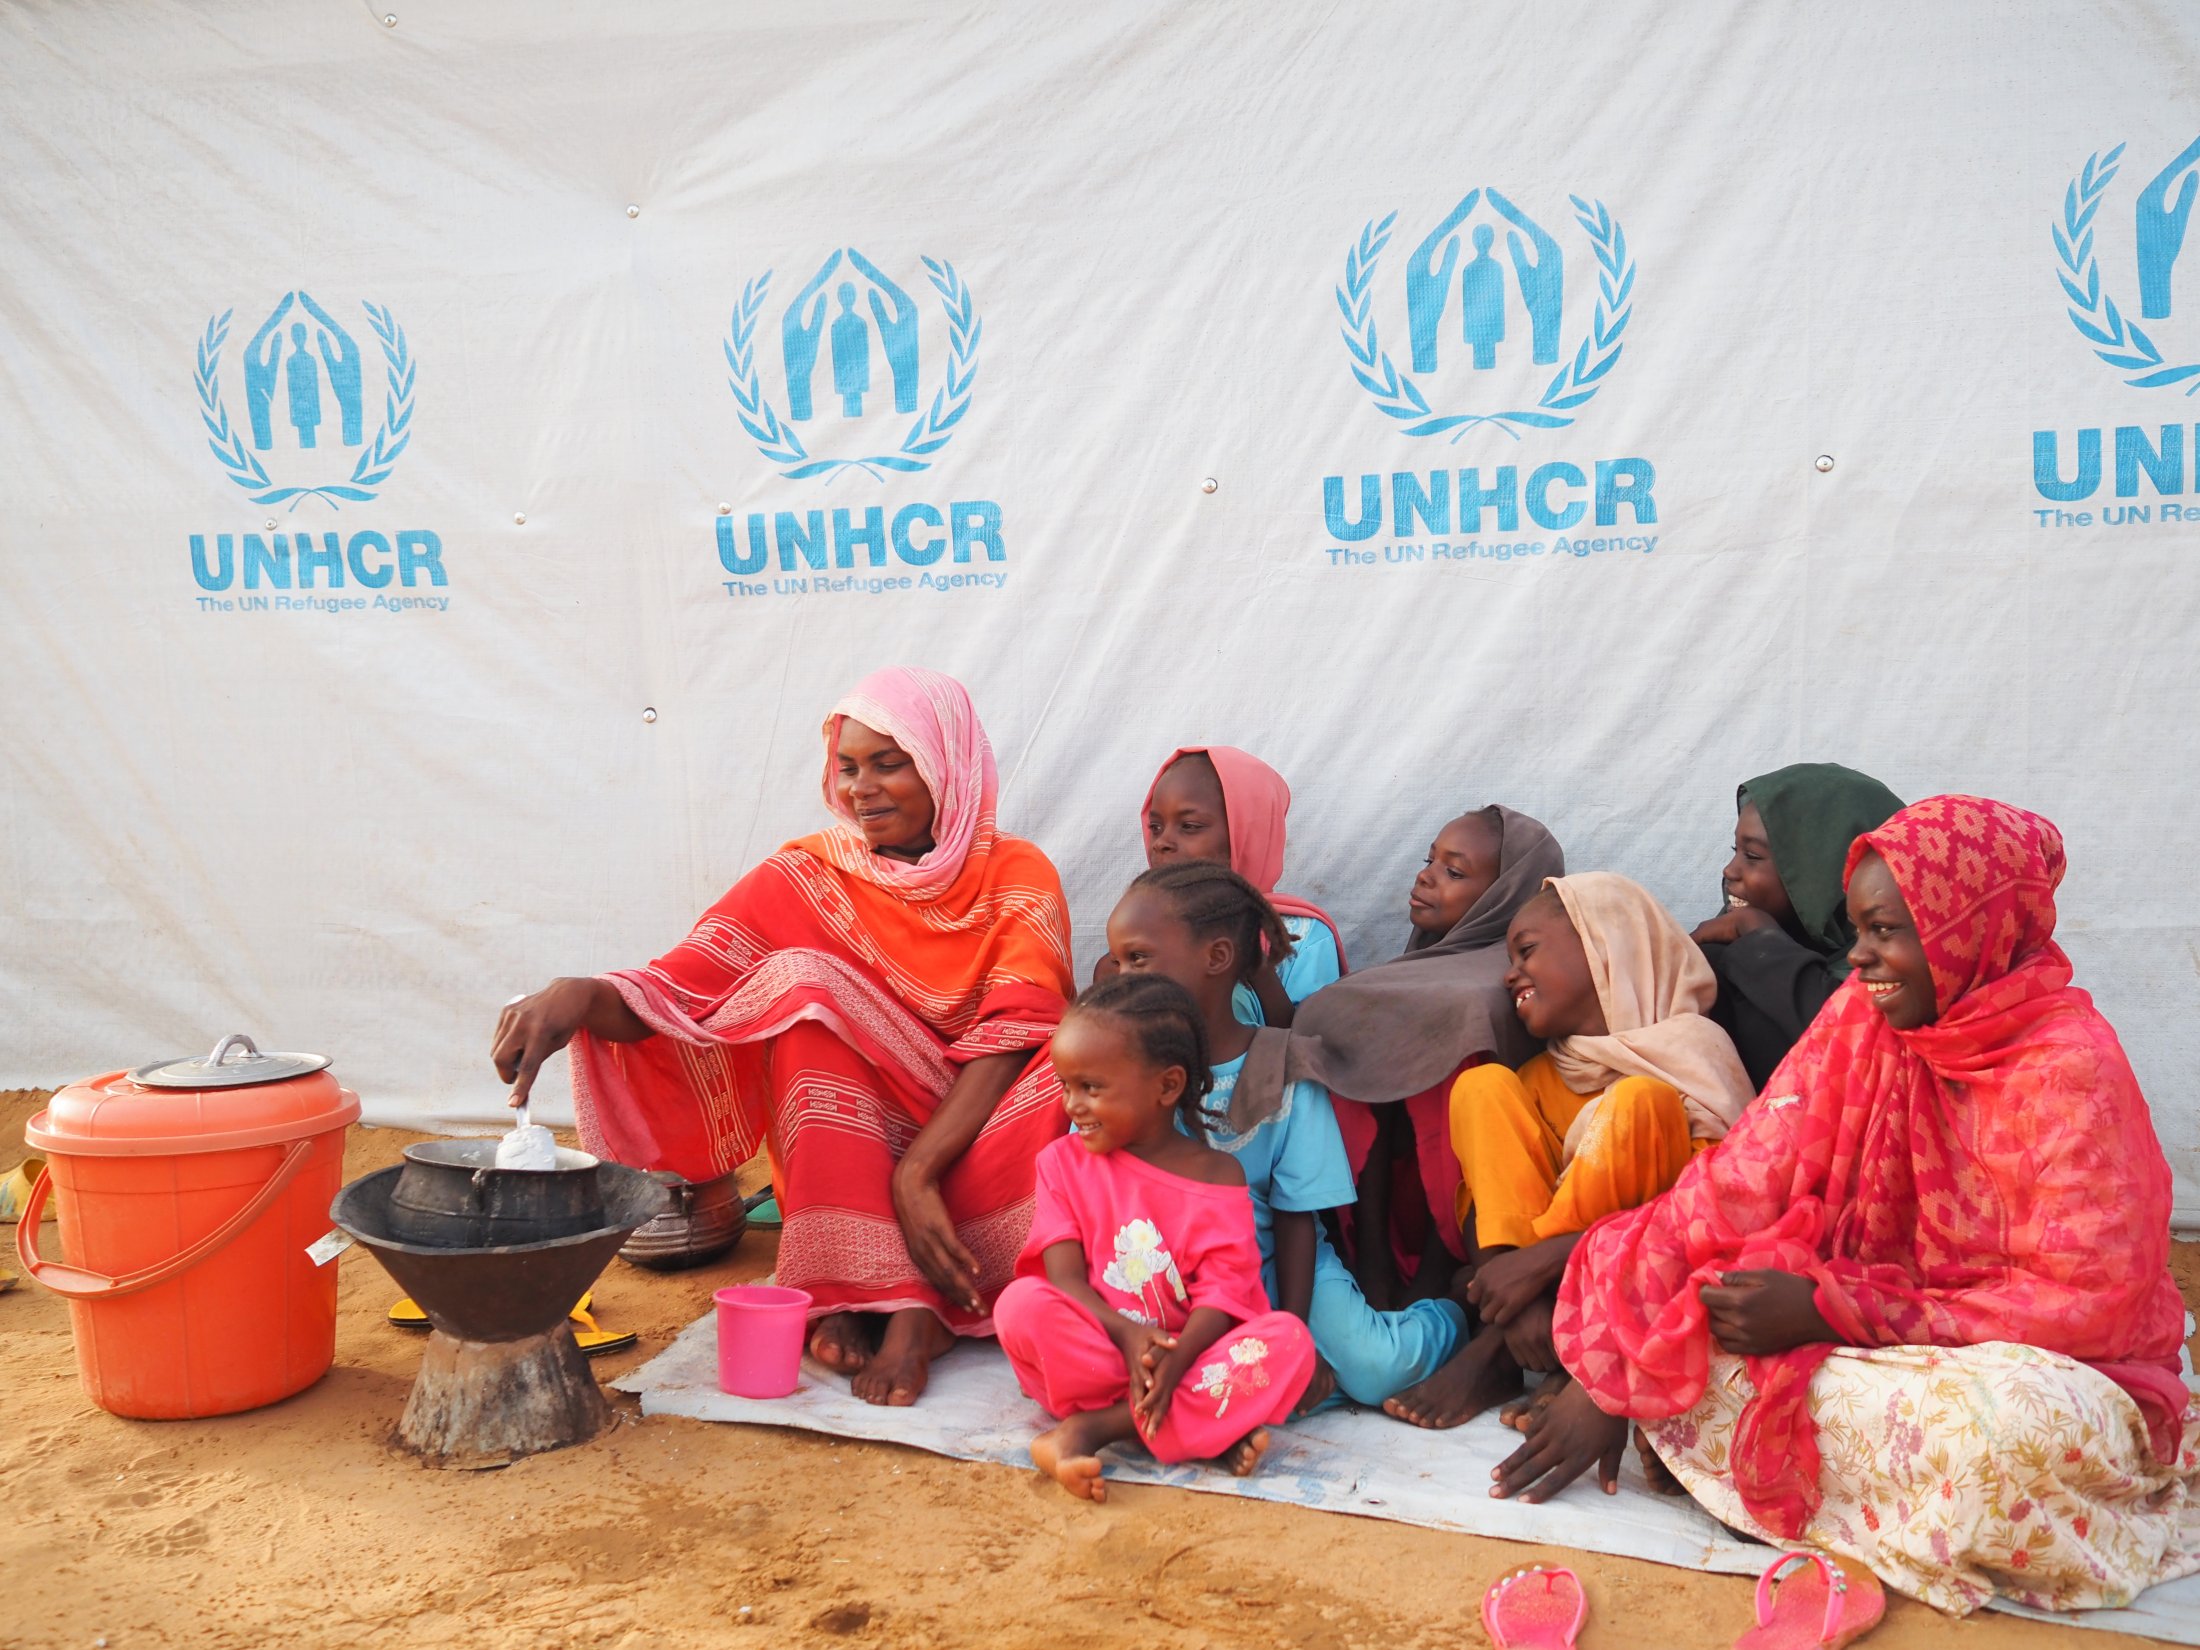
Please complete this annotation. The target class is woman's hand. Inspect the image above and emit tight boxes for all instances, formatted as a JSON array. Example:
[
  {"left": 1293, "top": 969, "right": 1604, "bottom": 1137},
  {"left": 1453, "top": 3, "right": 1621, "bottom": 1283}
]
[
  {"left": 889, "top": 1165, "right": 984, "bottom": 1314},
  {"left": 891, "top": 1050, "right": 1028, "bottom": 1316},
  {"left": 1491, "top": 1378, "right": 1629, "bottom": 1502},
  {"left": 493, "top": 978, "right": 647, "bottom": 1107},
  {"left": 1689, "top": 906, "right": 1781, "bottom": 946},
  {"left": 1466, "top": 1234, "right": 1578, "bottom": 1327},
  {"left": 1698, "top": 1269, "right": 1836, "bottom": 1356}
]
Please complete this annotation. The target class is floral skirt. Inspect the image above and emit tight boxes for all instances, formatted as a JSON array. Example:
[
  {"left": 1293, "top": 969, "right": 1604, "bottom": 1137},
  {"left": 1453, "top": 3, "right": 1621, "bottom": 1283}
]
[{"left": 1648, "top": 1343, "right": 2200, "bottom": 1615}]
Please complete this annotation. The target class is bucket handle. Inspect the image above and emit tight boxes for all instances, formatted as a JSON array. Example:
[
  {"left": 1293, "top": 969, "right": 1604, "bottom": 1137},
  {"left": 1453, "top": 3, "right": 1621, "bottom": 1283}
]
[{"left": 13, "top": 1140, "right": 315, "bottom": 1299}]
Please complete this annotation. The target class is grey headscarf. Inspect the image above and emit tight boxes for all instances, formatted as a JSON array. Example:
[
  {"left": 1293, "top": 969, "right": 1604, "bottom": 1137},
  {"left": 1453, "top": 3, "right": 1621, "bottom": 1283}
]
[{"left": 1232, "top": 806, "right": 1564, "bottom": 1130}]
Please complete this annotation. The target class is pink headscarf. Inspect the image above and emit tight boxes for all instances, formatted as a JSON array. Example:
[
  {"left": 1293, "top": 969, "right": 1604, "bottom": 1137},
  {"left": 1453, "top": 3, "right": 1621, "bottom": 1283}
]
[
  {"left": 821, "top": 666, "right": 999, "bottom": 901},
  {"left": 1141, "top": 746, "right": 1346, "bottom": 953}
]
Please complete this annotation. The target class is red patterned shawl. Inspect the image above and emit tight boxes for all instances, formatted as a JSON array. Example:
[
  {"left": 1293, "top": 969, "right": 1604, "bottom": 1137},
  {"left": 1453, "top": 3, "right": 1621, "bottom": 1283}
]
[{"left": 1556, "top": 795, "right": 2189, "bottom": 1539}]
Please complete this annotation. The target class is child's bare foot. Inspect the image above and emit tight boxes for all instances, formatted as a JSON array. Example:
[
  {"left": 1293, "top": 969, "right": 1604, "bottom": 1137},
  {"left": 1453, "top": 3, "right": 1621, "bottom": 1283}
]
[
  {"left": 1216, "top": 1428, "right": 1271, "bottom": 1477},
  {"left": 1382, "top": 1326, "right": 1520, "bottom": 1429},
  {"left": 1499, "top": 1371, "right": 1572, "bottom": 1433},
  {"left": 1031, "top": 1407, "right": 1131, "bottom": 1501},
  {"left": 1292, "top": 1357, "right": 1337, "bottom": 1417},
  {"left": 850, "top": 1307, "right": 954, "bottom": 1405},
  {"left": 808, "top": 1311, "right": 874, "bottom": 1374},
  {"left": 1635, "top": 1424, "right": 1685, "bottom": 1495}
]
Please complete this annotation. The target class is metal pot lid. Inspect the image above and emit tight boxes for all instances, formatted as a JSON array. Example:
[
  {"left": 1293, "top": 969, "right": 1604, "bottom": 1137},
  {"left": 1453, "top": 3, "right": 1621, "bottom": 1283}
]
[{"left": 130, "top": 1032, "right": 331, "bottom": 1090}]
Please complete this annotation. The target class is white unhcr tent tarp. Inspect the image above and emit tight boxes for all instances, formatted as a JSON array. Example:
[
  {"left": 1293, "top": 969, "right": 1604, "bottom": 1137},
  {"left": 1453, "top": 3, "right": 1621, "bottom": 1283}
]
[{"left": 2, "top": 1, "right": 2197, "bottom": 1222}]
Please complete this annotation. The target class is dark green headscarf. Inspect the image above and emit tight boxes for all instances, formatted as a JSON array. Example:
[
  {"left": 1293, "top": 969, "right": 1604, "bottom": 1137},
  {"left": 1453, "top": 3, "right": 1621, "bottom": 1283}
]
[{"left": 1737, "top": 763, "right": 1904, "bottom": 966}]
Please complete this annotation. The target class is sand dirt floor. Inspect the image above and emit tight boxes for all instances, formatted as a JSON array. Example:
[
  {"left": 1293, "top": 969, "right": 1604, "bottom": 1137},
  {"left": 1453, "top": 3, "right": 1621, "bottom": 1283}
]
[{"left": 5, "top": 1088, "right": 2197, "bottom": 1650}]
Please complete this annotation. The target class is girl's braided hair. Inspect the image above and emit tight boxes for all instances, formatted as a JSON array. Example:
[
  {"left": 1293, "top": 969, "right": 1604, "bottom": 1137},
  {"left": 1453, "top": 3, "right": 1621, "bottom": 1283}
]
[
  {"left": 1130, "top": 858, "right": 1296, "bottom": 985},
  {"left": 1065, "top": 972, "right": 1215, "bottom": 1139}
]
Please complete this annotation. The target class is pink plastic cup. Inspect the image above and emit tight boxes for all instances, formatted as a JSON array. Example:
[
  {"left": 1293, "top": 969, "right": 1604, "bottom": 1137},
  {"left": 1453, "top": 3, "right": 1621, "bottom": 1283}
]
[{"left": 714, "top": 1284, "right": 813, "bottom": 1398}]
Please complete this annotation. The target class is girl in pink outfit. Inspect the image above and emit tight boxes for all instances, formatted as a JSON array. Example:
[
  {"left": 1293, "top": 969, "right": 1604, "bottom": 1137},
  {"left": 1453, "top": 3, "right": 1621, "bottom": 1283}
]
[{"left": 995, "top": 973, "right": 1316, "bottom": 1501}]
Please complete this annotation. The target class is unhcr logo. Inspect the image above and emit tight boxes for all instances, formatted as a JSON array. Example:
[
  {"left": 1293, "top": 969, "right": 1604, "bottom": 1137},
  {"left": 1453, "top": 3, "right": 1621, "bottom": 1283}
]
[
  {"left": 724, "top": 248, "right": 979, "bottom": 483},
  {"left": 2034, "top": 138, "right": 2200, "bottom": 529},
  {"left": 1337, "top": 188, "right": 1635, "bottom": 440},
  {"left": 197, "top": 291, "right": 414, "bottom": 507},
  {"left": 2052, "top": 137, "right": 2200, "bottom": 394},
  {"left": 1318, "top": 187, "right": 1659, "bottom": 570},
  {"left": 714, "top": 247, "right": 1007, "bottom": 602},
  {"left": 188, "top": 289, "right": 448, "bottom": 614}
]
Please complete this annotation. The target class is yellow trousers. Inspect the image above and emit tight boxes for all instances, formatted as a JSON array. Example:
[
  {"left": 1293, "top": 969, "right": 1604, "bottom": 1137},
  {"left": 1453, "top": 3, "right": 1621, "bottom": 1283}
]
[{"left": 1448, "top": 1054, "right": 1698, "bottom": 1251}]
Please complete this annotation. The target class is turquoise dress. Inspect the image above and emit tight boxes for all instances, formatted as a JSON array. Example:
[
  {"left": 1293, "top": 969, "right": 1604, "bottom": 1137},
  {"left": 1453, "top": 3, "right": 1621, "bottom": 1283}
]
[
  {"left": 1185, "top": 1054, "right": 1465, "bottom": 1407},
  {"left": 1232, "top": 913, "right": 1344, "bottom": 1027}
]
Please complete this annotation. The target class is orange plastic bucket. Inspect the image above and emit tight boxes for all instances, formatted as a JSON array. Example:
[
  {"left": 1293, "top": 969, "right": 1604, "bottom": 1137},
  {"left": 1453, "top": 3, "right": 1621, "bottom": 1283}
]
[{"left": 17, "top": 1034, "right": 360, "bottom": 1419}]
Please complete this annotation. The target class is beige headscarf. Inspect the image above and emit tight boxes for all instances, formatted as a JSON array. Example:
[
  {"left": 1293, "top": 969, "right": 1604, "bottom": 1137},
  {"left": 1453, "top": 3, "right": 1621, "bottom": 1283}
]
[{"left": 1544, "top": 871, "right": 1755, "bottom": 1162}]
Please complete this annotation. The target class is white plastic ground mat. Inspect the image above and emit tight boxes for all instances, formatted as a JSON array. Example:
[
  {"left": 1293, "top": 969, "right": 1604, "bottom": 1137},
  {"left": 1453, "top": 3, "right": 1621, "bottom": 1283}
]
[{"left": 618, "top": 1314, "right": 2200, "bottom": 1643}]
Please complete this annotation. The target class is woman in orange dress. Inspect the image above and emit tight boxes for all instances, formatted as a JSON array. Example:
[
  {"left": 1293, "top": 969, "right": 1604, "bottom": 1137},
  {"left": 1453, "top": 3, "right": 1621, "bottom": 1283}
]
[{"left": 493, "top": 667, "right": 1074, "bottom": 1405}]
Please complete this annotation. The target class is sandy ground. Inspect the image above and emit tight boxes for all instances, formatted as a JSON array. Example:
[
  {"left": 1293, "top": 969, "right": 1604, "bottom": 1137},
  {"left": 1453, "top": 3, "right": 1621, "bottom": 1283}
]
[{"left": 4, "top": 1088, "right": 2197, "bottom": 1650}]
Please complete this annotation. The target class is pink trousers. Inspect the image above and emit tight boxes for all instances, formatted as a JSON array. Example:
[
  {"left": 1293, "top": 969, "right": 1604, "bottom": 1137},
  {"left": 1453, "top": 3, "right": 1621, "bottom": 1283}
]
[{"left": 994, "top": 1277, "right": 1315, "bottom": 1463}]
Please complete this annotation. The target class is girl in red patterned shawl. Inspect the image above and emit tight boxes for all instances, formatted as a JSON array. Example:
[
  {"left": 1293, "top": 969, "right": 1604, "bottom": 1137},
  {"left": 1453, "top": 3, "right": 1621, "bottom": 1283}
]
[
  {"left": 1493, "top": 796, "right": 2200, "bottom": 1615},
  {"left": 493, "top": 668, "right": 1074, "bottom": 1406}
]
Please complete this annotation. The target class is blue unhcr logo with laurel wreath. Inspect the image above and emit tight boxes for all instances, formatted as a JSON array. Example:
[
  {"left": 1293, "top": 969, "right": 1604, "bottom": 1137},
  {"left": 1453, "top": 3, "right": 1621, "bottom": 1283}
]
[
  {"left": 725, "top": 249, "right": 978, "bottom": 481},
  {"left": 187, "top": 290, "right": 446, "bottom": 610},
  {"left": 2053, "top": 137, "right": 2200, "bottom": 391},
  {"left": 1339, "top": 189, "right": 1635, "bottom": 440},
  {"left": 2050, "top": 136, "right": 2200, "bottom": 393},
  {"left": 198, "top": 291, "right": 415, "bottom": 508},
  {"left": 2034, "top": 137, "right": 2200, "bottom": 512}
]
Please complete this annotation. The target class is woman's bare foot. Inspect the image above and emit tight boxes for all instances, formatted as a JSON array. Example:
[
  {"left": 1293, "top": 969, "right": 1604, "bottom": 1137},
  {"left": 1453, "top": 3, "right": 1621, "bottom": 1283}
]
[
  {"left": 1635, "top": 1424, "right": 1685, "bottom": 1495},
  {"left": 1381, "top": 1325, "right": 1521, "bottom": 1429},
  {"left": 1031, "top": 1404, "right": 1134, "bottom": 1501},
  {"left": 1292, "top": 1357, "right": 1338, "bottom": 1417},
  {"left": 850, "top": 1307, "right": 955, "bottom": 1406},
  {"left": 808, "top": 1311, "right": 875, "bottom": 1374},
  {"left": 1499, "top": 1370, "right": 1573, "bottom": 1433},
  {"left": 1216, "top": 1428, "right": 1271, "bottom": 1477}
]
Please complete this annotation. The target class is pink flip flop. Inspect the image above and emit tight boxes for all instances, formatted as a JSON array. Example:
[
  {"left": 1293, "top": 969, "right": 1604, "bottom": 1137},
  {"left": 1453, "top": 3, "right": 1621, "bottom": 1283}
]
[
  {"left": 1735, "top": 1552, "right": 1885, "bottom": 1649},
  {"left": 1482, "top": 1565, "right": 1586, "bottom": 1649}
]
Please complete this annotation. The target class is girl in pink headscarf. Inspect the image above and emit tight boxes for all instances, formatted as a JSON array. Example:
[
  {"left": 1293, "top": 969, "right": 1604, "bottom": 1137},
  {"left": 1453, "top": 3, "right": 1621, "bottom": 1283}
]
[
  {"left": 1493, "top": 796, "right": 2200, "bottom": 1617},
  {"left": 1140, "top": 746, "right": 1346, "bottom": 1026}
]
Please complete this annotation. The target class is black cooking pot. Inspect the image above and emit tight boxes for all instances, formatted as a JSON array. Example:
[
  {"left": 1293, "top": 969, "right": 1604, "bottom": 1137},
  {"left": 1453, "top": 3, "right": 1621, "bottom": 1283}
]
[{"left": 386, "top": 1139, "right": 607, "bottom": 1249}]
